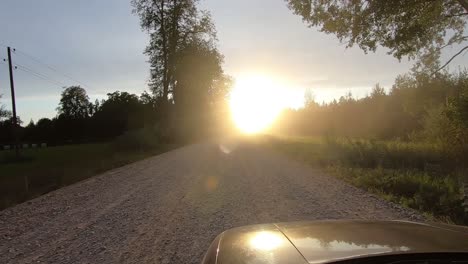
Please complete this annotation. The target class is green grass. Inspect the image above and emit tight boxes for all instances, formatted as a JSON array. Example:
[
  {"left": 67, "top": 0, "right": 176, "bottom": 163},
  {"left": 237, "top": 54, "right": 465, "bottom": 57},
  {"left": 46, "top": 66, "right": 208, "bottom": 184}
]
[
  {"left": 261, "top": 135, "right": 466, "bottom": 225},
  {"left": 0, "top": 141, "right": 175, "bottom": 210}
]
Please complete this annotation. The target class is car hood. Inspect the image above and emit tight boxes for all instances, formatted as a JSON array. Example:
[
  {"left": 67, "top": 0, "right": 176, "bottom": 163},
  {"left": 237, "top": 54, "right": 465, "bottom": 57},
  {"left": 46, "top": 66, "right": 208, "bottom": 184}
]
[{"left": 203, "top": 220, "right": 468, "bottom": 264}]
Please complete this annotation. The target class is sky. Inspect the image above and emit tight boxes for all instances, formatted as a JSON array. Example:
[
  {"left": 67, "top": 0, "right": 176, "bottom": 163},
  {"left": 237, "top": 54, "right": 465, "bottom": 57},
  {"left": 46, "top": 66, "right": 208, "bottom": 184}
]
[{"left": 0, "top": 0, "right": 466, "bottom": 122}]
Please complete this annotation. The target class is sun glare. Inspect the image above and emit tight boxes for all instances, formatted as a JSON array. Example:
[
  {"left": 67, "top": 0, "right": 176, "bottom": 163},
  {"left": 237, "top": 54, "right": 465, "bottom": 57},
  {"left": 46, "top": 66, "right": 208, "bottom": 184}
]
[
  {"left": 249, "top": 231, "right": 283, "bottom": 251},
  {"left": 229, "top": 76, "right": 286, "bottom": 134}
]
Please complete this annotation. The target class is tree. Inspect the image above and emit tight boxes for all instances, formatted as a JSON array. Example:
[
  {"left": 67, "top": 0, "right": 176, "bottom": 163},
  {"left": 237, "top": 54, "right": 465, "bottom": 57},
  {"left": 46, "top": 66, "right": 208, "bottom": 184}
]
[
  {"left": 445, "top": 73, "right": 468, "bottom": 147},
  {"left": 57, "top": 86, "right": 91, "bottom": 119},
  {"left": 0, "top": 106, "right": 9, "bottom": 120},
  {"left": 132, "top": 0, "right": 217, "bottom": 101},
  {"left": 286, "top": 0, "right": 467, "bottom": 72},
  {"left": 171, "top": 40, "right": 230, "bottom": 139},
  {"left": 91, "top": 91, "right": 145, "bottom": 138},
  {"left": 0, "top": 95, "right": 11, "bottom": 120},
  {"left": 35, "top": 118, "right": 55, "bottom": 142},
  {"left": 304, "top": 88, "right": 319, "bottom": 108},
  {"left": 173, "top": 40, "right": 224, "bottom": 111},
  {"left": 370, "top": 84, "right": 386, "bottom": 98}
]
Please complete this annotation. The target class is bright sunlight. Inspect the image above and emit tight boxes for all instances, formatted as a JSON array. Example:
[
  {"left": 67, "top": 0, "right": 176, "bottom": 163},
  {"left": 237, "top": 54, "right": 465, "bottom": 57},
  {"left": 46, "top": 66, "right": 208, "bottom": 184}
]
[{"left": 229, "top": 75, "right": 295, "bottom": 134}]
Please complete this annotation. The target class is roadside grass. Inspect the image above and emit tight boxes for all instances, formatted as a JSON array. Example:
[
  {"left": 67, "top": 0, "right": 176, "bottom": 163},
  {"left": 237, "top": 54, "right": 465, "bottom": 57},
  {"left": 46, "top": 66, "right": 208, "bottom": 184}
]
[
  {"left": 261, "top": 135, "right": 466, "bottom": 225},
  {"left": 0, "top": 138, "right": 175, "bottom": 210}
]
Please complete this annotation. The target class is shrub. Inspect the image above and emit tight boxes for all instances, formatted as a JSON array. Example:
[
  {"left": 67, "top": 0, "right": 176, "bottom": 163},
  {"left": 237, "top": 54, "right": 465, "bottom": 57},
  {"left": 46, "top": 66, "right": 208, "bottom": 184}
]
[
  {"left": 267, "top": 136, "right": 467, "bottom": 224},
  {"left": 329, "top": 166, "right": 465, "bottom": 224}
]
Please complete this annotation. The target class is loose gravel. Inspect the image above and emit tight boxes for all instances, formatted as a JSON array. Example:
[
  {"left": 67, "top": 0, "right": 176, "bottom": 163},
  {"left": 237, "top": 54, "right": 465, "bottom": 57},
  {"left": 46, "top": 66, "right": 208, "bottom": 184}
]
[{"left": 0, "top": 142, "right": 423, "bottom": 264}]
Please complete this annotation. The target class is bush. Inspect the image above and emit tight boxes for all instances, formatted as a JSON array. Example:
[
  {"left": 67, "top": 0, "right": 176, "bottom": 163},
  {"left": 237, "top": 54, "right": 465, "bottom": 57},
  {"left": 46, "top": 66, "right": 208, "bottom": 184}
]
[
  {"left": 330, "top": 166, "right": 465, "bottom": 224},
  {"left": 323, "top": 137, "right": 451, "bottom": 172}
]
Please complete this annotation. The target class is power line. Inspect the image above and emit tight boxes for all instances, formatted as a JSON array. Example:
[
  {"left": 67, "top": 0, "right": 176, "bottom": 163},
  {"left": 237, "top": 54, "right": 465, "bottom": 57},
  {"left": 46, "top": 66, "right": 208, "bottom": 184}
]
[
  {"left": 16, "top": 67, "right": 66, "bottom": 88},
  {"left": 14, "top": 63, "right": 68, "bottom": 86},
  {"left": 15, "top": 63, "right": 67, "bottom": 88},
  {"left": 2, "top": 57, "right": 68, "bottom": 88},
  {"left": 13, "top": 48, "right": 96, "bottom": 91}
]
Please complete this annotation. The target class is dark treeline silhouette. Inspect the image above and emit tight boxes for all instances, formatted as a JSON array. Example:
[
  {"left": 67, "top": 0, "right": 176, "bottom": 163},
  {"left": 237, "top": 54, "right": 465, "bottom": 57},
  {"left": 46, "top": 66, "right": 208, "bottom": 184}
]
[
  {"left": 0, "top": 87, "right": 158, "bottom": 145},
  {"left": 0, "top": 84, "right": 230, "bottom": 146},
  {"left": 273, "top": 70, "right": 468, "bottom": 163}
]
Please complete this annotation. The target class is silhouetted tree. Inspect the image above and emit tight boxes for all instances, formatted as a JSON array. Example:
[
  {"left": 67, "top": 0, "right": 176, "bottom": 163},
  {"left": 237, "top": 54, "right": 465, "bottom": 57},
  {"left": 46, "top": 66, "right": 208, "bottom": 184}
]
[
  {"left": 132, "top": 0, "right": 217, "bottom": 101},
  {"left": 57, "top": 86, "right": 91, "bottom": 119},
  {"left": 133, "top": 0, "right": 231, "bottom": 140},
  {"left": 286, "top": 0, "right": 468, "bottom": 72},
  {"left": 173, "top": 41, "right": 223, "bottom": 110},
  {"left": 171, "top": 40, "right": 228, "bottom": 139},
  {"left": 138, "top": 91, "right": 163, "bottom": 127},
  {"left": 35, "top": 118, "right": 55, "bottom": 142},
  {"left": 55, "top": 86, "right": 92, "bottom": 142},
  {"left": 91, "top": 91, "right": 143, "bottom": 138}
]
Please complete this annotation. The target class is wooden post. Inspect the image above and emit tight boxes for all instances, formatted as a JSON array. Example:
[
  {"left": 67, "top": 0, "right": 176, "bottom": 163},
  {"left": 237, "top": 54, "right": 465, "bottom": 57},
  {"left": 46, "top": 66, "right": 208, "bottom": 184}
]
[{"left": 7, "top": 47, "right": 20, "bottom": 158}]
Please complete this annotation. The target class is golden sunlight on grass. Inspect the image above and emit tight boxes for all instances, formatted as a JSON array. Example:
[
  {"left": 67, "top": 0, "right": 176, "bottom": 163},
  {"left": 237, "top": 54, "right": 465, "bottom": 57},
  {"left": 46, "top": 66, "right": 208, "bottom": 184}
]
[{"left": 229, "top": 75, "right": 291, "bottom": 134}]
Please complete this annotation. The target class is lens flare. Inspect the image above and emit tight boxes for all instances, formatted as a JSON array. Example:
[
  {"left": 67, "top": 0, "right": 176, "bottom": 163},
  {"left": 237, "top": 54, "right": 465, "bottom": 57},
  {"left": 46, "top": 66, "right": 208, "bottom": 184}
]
[{"left": 205, "top": 176, "right": 218, "bottom": 192}]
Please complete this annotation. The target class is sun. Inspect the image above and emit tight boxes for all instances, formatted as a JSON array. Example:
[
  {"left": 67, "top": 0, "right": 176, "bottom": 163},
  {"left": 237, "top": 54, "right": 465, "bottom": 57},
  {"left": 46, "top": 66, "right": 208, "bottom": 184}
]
[{"left": 229, "top": 76, "right": 284, "bottom": 134}]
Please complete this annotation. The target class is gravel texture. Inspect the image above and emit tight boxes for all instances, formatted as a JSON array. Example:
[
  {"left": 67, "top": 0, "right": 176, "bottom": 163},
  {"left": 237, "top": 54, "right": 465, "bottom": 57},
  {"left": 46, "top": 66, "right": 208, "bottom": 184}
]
[{"left": 0, "top": 142, "right": 423, "bottom": 264}]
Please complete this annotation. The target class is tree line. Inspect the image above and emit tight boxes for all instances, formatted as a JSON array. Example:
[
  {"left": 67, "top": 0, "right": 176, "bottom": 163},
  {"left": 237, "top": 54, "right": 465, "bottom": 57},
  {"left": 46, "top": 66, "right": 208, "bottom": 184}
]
[
  {"left": 273, "top": 69, "right": 468, "bottom": 163},
  {"left": 0, "top": 88, "right": 155, "bottom": 144}
]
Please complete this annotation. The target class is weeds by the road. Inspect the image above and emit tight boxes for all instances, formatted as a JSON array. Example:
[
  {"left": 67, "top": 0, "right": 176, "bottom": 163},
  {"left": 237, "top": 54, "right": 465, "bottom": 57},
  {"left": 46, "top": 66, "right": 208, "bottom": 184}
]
[
  {"left": 0, "top": 139, "right": 175, "bottom": 210},
  {"left": 263, "top": 135, "right": 466, "bottom": 225}
]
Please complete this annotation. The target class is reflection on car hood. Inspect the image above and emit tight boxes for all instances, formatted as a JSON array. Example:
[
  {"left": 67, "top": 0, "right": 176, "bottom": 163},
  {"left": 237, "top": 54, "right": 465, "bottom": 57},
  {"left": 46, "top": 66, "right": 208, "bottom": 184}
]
[{"left": 203, "top": 220, "right": 468, "bottom": 264}]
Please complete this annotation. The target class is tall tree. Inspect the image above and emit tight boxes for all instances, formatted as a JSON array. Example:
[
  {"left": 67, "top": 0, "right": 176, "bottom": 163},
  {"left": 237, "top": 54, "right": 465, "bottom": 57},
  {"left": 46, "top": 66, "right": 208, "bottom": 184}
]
[
  {"left": 132, "top": 0, "right": 216, "bottom": 101},
  {"left": 94, "top": 91, "right": 143, "bottom": 135},
  {"left": 57, "top": 86, "right": 91, "bottom": 119},
  {"left": 171, "top": 40, "right": 232, "bottom": 139},
  {"left": 173, "top": 40, "right": 224, "bottom": 111},
  {"left": 286, "top": 0, "right": 467, "bottom": 72}
]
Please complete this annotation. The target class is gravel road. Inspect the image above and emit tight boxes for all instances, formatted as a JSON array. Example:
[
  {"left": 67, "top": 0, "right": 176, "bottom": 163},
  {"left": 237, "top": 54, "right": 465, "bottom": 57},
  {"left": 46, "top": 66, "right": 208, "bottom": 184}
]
[{"left": 0, "top": 141, "right": 422, "bottom": 264}]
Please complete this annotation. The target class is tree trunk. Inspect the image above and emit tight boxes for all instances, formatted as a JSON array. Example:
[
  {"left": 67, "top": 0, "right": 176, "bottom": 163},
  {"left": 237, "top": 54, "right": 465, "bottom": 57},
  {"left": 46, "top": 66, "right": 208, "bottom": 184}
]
[{"left": 160, "top": 0, "right": 170, "bottom": 101}]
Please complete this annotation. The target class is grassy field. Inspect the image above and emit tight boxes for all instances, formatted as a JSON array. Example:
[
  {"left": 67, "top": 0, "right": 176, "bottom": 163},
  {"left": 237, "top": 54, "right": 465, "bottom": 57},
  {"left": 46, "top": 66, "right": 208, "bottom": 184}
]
[
  {"left": 260, "top": 135, "right": 467, "bottom": 225},
  {"left": 0, "top": 142, "right": 175, "bottom": 210}
]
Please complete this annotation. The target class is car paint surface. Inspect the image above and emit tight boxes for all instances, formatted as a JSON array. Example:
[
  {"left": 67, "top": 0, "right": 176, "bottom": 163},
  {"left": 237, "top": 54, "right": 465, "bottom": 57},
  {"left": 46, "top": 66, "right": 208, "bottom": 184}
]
[{"left": 201, "top": 220, "right": 468, "bottom": 264}]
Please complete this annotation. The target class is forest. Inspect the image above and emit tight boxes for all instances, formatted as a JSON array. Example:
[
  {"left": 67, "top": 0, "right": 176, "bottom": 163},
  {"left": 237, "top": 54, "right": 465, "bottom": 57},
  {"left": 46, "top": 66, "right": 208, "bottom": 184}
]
[{"left": 274, "top": 70, "right": 468, "bottom": 154}]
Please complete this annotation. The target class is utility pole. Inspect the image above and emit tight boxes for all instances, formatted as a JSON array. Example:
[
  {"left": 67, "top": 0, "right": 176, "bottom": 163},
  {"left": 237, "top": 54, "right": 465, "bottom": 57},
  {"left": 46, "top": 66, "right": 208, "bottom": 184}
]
[{"left": 7, "top": 47, "right": 19, "bottom": 157}]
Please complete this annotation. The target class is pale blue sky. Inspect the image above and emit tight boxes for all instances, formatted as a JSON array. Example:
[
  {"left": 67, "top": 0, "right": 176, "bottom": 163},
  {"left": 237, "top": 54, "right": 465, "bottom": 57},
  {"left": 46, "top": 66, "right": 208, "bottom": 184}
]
[{"left": 0, "top": 0, "right": 466, "bottom": 122}]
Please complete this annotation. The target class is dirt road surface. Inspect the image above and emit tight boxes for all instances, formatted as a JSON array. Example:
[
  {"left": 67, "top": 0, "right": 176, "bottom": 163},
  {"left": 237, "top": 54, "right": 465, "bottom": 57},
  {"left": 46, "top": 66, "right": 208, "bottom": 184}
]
[{"left": 0, "top": 142, "right": 422, "bottom": 264}]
